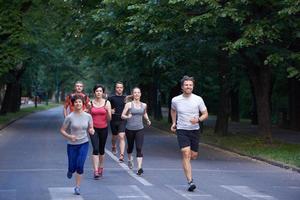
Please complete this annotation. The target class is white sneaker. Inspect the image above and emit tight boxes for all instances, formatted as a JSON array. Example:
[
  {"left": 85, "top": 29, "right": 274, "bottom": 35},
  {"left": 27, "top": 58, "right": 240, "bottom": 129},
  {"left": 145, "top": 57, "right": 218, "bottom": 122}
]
[{"left": 128, "top": 159, "right": 134, "bottom": 169}]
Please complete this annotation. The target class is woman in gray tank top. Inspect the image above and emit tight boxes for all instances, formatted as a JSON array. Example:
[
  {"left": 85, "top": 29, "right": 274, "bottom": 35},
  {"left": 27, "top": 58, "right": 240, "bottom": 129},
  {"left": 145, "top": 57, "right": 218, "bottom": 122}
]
[{"left": 121, "top": 87, "right": 151, "bottom": 176}]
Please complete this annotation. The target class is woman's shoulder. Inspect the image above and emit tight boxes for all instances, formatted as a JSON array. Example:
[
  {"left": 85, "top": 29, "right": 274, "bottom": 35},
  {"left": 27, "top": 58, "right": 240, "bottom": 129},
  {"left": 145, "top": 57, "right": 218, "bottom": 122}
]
[{"left": 82, "top": 111, "right": 92, "bottom": 118}]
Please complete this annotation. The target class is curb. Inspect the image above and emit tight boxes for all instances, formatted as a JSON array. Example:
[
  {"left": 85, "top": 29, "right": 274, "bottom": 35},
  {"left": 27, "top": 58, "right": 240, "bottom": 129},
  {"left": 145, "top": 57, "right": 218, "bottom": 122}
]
[
  {"left": 0, "top": 105, "right": 60, "bottom": 131},
  {"left": 150, "top": 126, "right": 300, "bottom": 174}
]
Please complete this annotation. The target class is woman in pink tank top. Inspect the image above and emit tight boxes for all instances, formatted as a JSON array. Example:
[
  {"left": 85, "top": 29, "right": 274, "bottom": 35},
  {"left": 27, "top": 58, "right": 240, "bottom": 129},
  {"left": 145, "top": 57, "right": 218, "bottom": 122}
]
[{"left": 89, "top": 84, "right": 111, "bottom": 179}]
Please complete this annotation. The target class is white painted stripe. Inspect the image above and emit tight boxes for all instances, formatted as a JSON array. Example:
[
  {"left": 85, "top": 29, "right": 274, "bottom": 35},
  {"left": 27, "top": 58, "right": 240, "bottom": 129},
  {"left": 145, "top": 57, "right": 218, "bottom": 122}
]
[
  {"left": 165, "top": 185, "right": 213, "bottom": 200},
  {"left": 48, "top": 187, "right": 84, "bottom": 200},
  {"left": 108, "top": 185, "right": 152, "bottom": 199},
  {"left": 221, "top": 185, "right": 276, "bottom": 200},
  {"left": 105, "top": 148, "right": 153, "bottom": 186},
  {"left": 272, "top": 186, "right": 300, "bottom": 189}
]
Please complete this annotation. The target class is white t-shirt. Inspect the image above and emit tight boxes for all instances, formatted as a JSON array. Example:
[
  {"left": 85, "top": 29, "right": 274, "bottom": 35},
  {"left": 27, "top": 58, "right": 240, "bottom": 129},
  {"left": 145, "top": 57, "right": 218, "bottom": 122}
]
[{"left": 171, "top": 93, "right": 207, "bottom": 130}]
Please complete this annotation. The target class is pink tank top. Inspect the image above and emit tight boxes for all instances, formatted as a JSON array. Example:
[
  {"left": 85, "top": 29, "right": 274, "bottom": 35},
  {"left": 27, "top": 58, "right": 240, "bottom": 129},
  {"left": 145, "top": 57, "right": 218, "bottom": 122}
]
[{"left": 90, "top": 104, "right": 107, "bottom": 128}]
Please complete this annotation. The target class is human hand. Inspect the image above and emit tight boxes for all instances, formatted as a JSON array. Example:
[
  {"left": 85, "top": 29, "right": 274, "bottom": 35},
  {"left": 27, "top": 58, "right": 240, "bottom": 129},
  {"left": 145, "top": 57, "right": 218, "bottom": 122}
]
[
  {"left": 127, "top": 113, "right": 132, "bottom": 119},
  {"left": 170, "top": 123, "right": 176, "bottom": 132},
  {"left": 69, "top": 135, "right": 77, "bottom": 142},
  {"left": 88, "top": 127, "right": 95, "bottom": 135},
  {"left": 190, "top": 117, "right": 199, "bottom": 124},
  {"left": 146, "top": 119, "right": 151, "bottom": 126}
]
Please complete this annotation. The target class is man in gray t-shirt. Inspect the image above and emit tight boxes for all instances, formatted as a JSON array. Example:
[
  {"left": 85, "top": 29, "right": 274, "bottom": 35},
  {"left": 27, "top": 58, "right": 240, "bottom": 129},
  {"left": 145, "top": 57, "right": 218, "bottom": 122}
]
[{"left": 171, "top": 76, "right": 208, "bottom": 192}]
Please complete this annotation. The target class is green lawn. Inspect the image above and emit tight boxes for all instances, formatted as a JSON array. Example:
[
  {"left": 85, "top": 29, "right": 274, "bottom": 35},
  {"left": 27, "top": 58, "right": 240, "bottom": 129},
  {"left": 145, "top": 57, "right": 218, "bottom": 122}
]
[
  {"left": 152, "top": 118, "right": 300, "bottom": 168},
  {"left": 0, "top": 103, "right": 60, "bottom": 126}
]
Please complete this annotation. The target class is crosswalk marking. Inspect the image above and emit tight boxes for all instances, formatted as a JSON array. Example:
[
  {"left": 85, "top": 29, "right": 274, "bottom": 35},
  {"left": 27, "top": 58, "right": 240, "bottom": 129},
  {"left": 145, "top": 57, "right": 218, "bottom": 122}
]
[
  {"left": 48, "top": 187, "right": 83, "bottom": 200},
  {"left": 165, "top": 185, "right": 215, "bottom": 200},
  {"left": 0, "top": 189, "right": 16, "bottom": 200},
  {"left": 105, "top": 148, "right": 153, "bottom": 186},
  {"left": 221, "top": 185, "right": 276, "bottom": 200},
  {"left": 108, "top": 185, "right": 152, "bottom": 199}
]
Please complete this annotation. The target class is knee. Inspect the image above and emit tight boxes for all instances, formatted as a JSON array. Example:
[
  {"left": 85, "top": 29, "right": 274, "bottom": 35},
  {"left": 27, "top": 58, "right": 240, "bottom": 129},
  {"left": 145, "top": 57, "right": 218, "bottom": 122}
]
[
  {"left": 182, "top": 150, "right": 191, "bottom": 160},
  {"left": 93, "top": 149, "right": 99, "bottom": 155},
  {"left": 99, "top": 149, "right": 105, "bottom": 155},
  {"left": 119, "top": 134, "right": 125, "bottom": 140},
  {"left": 76, "top": 168, "right": 84, "bottom": 174},
  {"left": 136, "top": 148, "right": 143, "bottom": 157}
]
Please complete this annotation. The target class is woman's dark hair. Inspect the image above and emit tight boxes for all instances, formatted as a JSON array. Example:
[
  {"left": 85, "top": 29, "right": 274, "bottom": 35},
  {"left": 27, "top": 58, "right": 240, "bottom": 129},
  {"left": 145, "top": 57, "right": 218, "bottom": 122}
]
[
  {"left": 71, "top": 95, "right": 85, "bottom": 105},
  {"left": 93, "top": 84, "right": 105, "bottom": 93}
]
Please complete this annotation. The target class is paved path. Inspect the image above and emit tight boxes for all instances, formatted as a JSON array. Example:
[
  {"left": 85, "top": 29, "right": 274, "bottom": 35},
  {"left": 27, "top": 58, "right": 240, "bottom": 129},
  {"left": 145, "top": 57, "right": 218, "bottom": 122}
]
[{"left": 0, "top": 107, "right": 299, "bottom": 200}]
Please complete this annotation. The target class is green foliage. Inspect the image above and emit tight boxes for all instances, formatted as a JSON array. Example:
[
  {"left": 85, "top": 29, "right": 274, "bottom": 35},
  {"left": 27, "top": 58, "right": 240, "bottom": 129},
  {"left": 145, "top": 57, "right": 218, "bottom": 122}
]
[{"left": 0, "top": 1, "right": 32, "bottom": 78}]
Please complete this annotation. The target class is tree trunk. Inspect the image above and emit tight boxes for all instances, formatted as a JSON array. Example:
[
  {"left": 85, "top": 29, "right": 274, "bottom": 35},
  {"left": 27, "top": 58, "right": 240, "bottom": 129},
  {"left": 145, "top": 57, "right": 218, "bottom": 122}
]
[
  {"left": 0, "top": 82, "right": 21, "bottom": 114},
  {"left": 214, "top": 54, "right": 230, "bottom": 136},
  {"left": 168, "top": 83, "right": 181, "bottom": 123},
  {"left": 0, "top": 65, "right": 25, "bottom": 114},
  {"left": 230, "top": 86, "right": 240, "bottom": 122},
  {"left": 248, "top": 64, "right": 273, "bottom": 142},
  {"left": 288, "top": 78, "right": 300, "bottom": 130},
  {"left": 249, "top": 77, "right": 258, "bottom": 125}
]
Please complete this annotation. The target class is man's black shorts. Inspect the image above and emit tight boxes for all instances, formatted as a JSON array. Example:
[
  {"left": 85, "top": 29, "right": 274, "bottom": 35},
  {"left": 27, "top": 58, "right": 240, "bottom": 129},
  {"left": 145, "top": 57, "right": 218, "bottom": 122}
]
[
  {"left": 176, "top": 129, "right": 200, "bottom": 152},
  {"left": 110, "top": 120, "right": 126, "bottom": 135}
]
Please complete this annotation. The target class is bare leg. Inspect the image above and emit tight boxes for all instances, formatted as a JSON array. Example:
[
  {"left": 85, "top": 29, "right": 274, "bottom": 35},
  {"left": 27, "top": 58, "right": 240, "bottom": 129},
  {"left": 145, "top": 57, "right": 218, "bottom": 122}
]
[
  {"left": 92, "top": 155, "right": 99, "bottom": 172},
  {"left": 75, "top": 173, "right": 81, "bottom": 187},
  {"left": 181, "top": 146, "right": 192, "bottom": 182},
  {"left": 137, "top": 157, "right": 143, "bottom": 169},
  {"left": 119, "top": 132, "right": 126, "bottom": 156},
  {"left": 112, "top": 135, "right": 117, "bottom": 154},
  {"left": 99, "top": 154, "right": 105, "bottom": 168}
]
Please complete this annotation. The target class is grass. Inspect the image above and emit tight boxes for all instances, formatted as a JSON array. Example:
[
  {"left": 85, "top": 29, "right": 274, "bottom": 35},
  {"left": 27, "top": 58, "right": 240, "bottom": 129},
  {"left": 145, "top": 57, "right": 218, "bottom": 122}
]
[
  {"left": 152, "top": 118, "right": 300, "bottom": 168},
  {"left": 0, "top": 103, "right": 60, "bottom": 126}
]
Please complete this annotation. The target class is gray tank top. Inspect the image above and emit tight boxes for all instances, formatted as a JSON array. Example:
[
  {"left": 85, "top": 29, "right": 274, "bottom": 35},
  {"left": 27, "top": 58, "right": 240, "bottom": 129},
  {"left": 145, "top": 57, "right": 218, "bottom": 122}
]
[{"left": 126, "top": 102, "right": 145, "bottom": 130}]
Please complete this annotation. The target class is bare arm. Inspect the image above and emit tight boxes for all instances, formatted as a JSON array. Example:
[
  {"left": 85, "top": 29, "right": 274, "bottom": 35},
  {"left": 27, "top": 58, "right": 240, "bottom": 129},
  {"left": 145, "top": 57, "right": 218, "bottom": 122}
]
[
  {"left": 63, "top": 96, "right": 70, "bottom": 118},
  {"left": 199, "top": 109, "right": 208, "bottom": 122},
  {"left": 105, "top": 101, "right": 112, "bottom": 121},
  {"left": 60, "top": 125, "right": 76, "bottom": 142},
  {"left": 121, "top": 103, "right": 132, "bottom": 119},
  {"left": 143, "top": 103, "right": 151, "bottom": 126},
  {"left": 170, "top": 108, "right": 177, "bottom": 132}
]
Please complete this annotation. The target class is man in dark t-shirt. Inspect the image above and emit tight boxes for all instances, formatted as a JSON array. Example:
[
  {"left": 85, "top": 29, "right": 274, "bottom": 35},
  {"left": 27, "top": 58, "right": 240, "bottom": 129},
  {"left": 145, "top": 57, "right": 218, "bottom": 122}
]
[{"left": 108, "top": 82, "right": 126, "bottom": 162}]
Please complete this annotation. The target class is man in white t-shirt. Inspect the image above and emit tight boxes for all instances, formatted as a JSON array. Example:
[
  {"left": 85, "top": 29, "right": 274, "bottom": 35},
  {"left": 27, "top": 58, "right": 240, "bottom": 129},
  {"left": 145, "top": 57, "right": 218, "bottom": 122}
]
[{"left": 170, "top": 75, "right": 208, "bottom": 192}]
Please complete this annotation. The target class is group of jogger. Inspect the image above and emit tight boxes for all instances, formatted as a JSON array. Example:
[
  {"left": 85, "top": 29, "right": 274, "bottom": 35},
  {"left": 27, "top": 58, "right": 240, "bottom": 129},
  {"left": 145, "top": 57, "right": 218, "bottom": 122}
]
[{"left": 60, "top": 76, "right": 208, "bottom": 195}]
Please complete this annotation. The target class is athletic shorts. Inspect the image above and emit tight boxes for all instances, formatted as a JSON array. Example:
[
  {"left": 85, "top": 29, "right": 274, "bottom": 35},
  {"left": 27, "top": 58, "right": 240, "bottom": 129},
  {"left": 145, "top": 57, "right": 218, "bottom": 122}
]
[
  {"left": 176, "top": 129, "right": 200, "bottom": 152},
  {"left": 110, "top": 120, "right": 126, "bottom": 135}
]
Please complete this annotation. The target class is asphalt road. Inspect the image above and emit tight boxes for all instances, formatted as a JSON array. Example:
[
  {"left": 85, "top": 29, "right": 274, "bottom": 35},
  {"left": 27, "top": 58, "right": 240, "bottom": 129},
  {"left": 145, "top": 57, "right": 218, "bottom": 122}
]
[{"left": 0, "top": 107, "right": 299, "bottom": 200}]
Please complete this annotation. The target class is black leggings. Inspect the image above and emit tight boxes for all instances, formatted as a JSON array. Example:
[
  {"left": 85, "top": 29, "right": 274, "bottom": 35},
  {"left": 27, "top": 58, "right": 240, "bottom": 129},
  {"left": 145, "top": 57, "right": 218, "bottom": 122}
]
[
  {"left": 125, "top": 129, "right": 144, "bottom": 157},
  {"left": 90, "top": 127, "right": 108, "bottom": 155}
]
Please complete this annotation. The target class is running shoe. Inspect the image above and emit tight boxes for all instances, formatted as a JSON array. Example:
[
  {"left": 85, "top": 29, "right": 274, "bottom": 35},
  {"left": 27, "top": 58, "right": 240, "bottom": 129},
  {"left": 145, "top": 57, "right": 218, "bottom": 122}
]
[
  {"left": 187, "top": 180, "right": 196, "bottom": 192},
  {"left": 74, "top": 186, "right": 80, "bottom": 195},
  {"left": 119, "top": 154, "right": 124, "bottom": 163},
  {"left": 94, "top": 170, "right": 100, "bottom": 179},
  {"left": 67, "top": 171, "right": 72, "bottom": 179},
  {"left": 98, "top": 167, "right": 103, "bottom": 177},
  {"left": 136, "top": 168, "right": 144, "bottom": 176},
  {"left": 112, "top": 146, "right": 117, "bottom": 155},
  {"left": 128, "top": 159, "right": 134, "bottom": 169}
]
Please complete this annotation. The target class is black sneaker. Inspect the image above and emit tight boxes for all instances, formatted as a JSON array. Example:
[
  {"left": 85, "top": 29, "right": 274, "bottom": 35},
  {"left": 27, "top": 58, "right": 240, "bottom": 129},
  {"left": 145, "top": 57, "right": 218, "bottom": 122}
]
[
  {"left": 187, "top": 181, "right": 196, "bottom": 192},
  {"left": 136, "top": 168, "right": 144, "bottom": 176}
]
